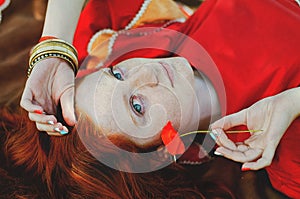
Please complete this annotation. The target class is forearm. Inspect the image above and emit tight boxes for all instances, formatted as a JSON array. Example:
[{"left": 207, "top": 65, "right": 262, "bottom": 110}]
[{"left": 41, "top": 0, "right": 85, "bottom": 43}]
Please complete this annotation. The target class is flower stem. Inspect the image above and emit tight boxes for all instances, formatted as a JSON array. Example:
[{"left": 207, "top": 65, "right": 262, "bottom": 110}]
[{"left": 180, "top": 129, "right": 263, "bottom": 138}]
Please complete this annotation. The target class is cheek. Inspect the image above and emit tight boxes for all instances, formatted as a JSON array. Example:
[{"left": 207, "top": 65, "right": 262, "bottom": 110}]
[
  {"left": 173, "top": 78, "right": 199, "bottom": 132},
  {"left": 144, "top": 87, "right": 182, "bottom": 129},
  {"left": 163, "top": 94, "right": 182, "bottom": 129}
]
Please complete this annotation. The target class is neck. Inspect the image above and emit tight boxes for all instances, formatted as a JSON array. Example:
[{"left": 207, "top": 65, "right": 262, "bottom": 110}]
[{"left": 193, "top": 69, "right": 221, "bottom": 130}]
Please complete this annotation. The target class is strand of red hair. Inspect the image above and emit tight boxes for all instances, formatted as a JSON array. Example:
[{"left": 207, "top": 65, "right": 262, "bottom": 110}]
[{"left": 0, "top": 107, "right": 235, "bottom": 198}]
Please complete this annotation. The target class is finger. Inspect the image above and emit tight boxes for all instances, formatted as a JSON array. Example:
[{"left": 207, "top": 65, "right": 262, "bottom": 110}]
[
  {"left": 60, "top": 86, "right": 76, "bottom": 126},
  {"left": 215, "top": 146, "right": 262, "bottom": 163},
  {"left": 20, "top": 89, "right": 43, "bottom": 112},
  {"left": 236, "top": 144, "right": 249, "bottom": 152},
  {"left": 211, "top": 109, "right": 247, "bottom": 130},
  {"left": 241, "top": 144, "right": 276, "bottom": 170},
  {"left": 36, "top": 122, "right": 62, "bottom": 132},
  {"left": 46, "top": 132, "right": 62, "bottom": 136},
  {"left": 46, "top": 126, "right": 69, "bottom": 136},
  {"left": 28, "top": 112, "right": 57, "bottom": 124},
  {"left": 36, "top": 122, "right": 69, "bottom": 136},
  {"left": 212, "top": 129, "right": 237, "bottom": 150}
]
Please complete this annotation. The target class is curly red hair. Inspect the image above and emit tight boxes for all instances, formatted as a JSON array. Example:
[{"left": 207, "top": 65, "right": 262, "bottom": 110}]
[{"left": 0, "top": 107, "right": 235, "bottom": 199}]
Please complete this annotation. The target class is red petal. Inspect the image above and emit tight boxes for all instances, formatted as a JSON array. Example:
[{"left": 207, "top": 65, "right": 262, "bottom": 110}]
[{"left": 161, "top": 121, "right": 185, "bottom": 155}]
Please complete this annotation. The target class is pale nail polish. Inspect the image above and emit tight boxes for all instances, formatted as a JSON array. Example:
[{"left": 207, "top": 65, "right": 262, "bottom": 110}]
[
  {"left": 209, "top": 132, "right": 217, "bottom": 141},
  {"left": 54, "top": 127, "right": 68, "bottom": 135},
  {"left": 47, "top": 121, "right": 54, "bottom": 125},
  {"left": 214, "top": 151, "right": 223, "bottom": 156}
]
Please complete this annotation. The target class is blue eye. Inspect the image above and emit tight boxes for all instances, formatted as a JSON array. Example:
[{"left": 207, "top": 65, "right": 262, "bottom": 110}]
[
  {"left": 110, "top": 66, "right": 123, "bottom": 80},
  {"left": 130, "top": 95, "right": 144, "bottom": 116},
  {"left": 133, "top": 104, "right": 142, "bottom": 113}
]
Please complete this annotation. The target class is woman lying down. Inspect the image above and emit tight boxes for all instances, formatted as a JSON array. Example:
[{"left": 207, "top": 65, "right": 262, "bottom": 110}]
[{"left": 3, "top": 0, "right": 300, "bottom": 198}]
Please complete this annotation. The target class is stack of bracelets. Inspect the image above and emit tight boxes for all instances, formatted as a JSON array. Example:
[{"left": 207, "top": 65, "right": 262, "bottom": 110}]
[{"left": 28, "top": 37, "right": 79, "bottom": 77}]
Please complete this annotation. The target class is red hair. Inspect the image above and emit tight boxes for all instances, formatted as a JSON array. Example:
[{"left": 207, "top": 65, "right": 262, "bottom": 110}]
[{"left": 0, "top": 107, "right": 235, "bottom": 198}]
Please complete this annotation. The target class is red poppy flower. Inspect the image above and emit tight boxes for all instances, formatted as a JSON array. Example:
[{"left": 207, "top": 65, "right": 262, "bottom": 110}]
[{"left": 161, "top": 121, "right": 185, "bottom": 155}]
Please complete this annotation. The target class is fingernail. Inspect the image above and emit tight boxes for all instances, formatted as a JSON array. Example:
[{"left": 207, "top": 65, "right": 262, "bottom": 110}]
[
  {"left": 214, "top": 151, "right": 223, "bottom": 156},
  {"left": 34, "top": 110, "right": 45, "bottom": 114},
  {"left": 59, "top": 130, "right": 69, "bottom": 135},
  {"left": 47, "top": 121, "right": 54, "bottom": 125},
  {"left": 209, "top": 132, "right": 217, "bottom": 141},
  {"left": 54, "top": 127, "right": 68, "bottom": 135},
  {"left": 54, "top": 127, "right": 61, "bottom": 132},
  {"left": 241, "top": 167, "right": 251, "bottom": 171}
]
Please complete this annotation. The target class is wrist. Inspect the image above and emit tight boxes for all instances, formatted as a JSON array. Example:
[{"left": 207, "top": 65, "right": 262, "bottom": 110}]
[
  {"left": 292, "top": 87, "right": 300, "bottom": 118},
  {"left": 280, "top": 87, "right": 300, "bottom": 119}
]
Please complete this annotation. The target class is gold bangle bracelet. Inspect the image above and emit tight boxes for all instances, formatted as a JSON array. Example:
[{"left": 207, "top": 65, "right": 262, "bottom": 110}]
[
  {"left": 28, "top": 39, "right": 78, "bottom": 77},
  {"left": 30, "top": 45, "right": 77, "bottom": 62},
  {"left": 30, "top": 39, "right": 78, "bottom": 57},
  {"left": 27, "top": 51, "right": 78, "bottom": 77},
  {"left": 29, "top": 49, "right": 78, "bottom": 71},
  {"left": 30, "top": 50, "right": 77, "bottom": 71}
]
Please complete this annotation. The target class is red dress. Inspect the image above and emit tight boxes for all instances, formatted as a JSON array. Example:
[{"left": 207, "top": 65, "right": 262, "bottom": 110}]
[{"left": 74, "top": 0, "right": 300, "bottom": 197}]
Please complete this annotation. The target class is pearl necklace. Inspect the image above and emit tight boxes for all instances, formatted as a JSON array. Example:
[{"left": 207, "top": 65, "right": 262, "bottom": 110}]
[
  {"left": 88, "top": 0, "right": 152, "bottom": 55},
  {"left": 87, "top": 0, "right": 185, "bottom": 68},
  {"left": 124, "top": 0, "right": 152, "bottom": 30}
]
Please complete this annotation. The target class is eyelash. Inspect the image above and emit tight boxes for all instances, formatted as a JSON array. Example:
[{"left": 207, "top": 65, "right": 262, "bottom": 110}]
[
  {"left": 130, "top": 95, "right": 145, "bottom": 116},
  {"left": 109, "top": 66, "right": 124, "bottom": 80},
  {"left": 109, "top": 66, "right": 144, "bottom": 116}
]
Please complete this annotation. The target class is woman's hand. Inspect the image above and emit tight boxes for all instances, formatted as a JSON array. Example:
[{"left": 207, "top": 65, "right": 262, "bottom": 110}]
[
  {"left": 210, "top": 88, "right": 300, "bottom": 170},
  {"left": 20, "top": 58, "right": 76, "bottom": 136},
  {"left": 20, "top": 0, "right": 85, "bottom": 136}
]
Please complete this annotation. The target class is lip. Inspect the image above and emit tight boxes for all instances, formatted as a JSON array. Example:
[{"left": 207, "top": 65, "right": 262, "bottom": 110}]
[{"left": 159, "top": 62, "right": 174, "bottom": 87}]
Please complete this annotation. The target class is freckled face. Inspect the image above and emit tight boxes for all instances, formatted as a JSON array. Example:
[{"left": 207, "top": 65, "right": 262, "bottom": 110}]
[{"left": 76, "top": 57, "right": 199, "bottom": 147}]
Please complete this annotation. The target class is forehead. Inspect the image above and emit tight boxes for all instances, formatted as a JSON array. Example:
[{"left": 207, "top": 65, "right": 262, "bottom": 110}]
[
  {"left": 115, "top": 57, "right": 157, "bottom": 65},
  {"left": 113, "top": 57, "right": 175, "bottom": 68}
]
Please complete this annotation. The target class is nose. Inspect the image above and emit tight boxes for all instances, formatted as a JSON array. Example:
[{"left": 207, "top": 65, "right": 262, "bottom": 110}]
[{"left": 127, "top": 64, "right": 158, "bottom": 87}]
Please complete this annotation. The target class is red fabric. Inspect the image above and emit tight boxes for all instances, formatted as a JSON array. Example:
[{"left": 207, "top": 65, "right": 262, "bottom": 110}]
[
  {"left": 73, "top": 0, "right": 145, "bottom": 64},
  {"left": 73, "top": 0, "right": 300, "bottom": 197},
  {"left": 178, "top": 142, "right": 210, "bottom": 165}
]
